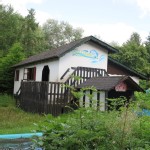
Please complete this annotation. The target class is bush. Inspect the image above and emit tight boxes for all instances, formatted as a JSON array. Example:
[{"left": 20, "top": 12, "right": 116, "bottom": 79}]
[
  {"left": 33, "top": 105, "right": 150, "bottom": 149},
  {"left": 33, "top": 82, "right": 150, "bottom": 149},
  {"left": 134, "top": 92, "right": 150, "bottom": 110},
  {"left": 0, "top": 43, "right": 25, "bottom": 93}
]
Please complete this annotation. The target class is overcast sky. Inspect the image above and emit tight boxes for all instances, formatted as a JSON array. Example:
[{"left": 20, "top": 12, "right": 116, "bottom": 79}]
[{"left": 1, "top": 0, "right": 150, "bottom": 45}]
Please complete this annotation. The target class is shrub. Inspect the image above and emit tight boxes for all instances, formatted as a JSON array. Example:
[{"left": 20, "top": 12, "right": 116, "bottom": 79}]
[
  {"left": 33, "top": 82, "right": 150, "bottom": 149},
  {"left": 33, "top": 105, "right": 150, "bottom": 149},
  {"left": 134, "top": 92, "right": 150, "bottom": 110}
]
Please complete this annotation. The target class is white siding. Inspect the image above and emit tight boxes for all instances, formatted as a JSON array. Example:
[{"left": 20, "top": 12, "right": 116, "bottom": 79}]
[
  {"left": 14, "top": 67, "right": 24, "bottom": 94},
  {"left": 59, "top": 42, "right": 108, "bottom": 82},
  {"left": 100, "top": 92, "right": 105, "bottom": 111},
  {"left": 79, "top": 90, "right": 106, "bottom": 111},
  {"left": 35, "top": 60, "right": 59, "bottom": 82},
  {"left": 14, "top": 41, "right": 109, "bottom": 93},
  {"left": 13, "top": 59, "right": 59, "bottom": 94}
]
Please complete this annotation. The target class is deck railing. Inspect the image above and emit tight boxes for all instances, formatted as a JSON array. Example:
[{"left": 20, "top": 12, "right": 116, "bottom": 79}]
[{"left": 65, "top": 66, "right": 108, "bottom": 86}]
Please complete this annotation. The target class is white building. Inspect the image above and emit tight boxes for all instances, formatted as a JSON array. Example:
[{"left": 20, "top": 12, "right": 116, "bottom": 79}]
[{"left": 13, "top": 36, "right": 145, "bottom": 114}]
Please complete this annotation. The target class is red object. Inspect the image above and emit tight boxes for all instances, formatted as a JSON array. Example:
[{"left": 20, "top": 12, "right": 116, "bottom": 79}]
[{"left": 115, "top": 82, "right": 127, "bottom": 92}]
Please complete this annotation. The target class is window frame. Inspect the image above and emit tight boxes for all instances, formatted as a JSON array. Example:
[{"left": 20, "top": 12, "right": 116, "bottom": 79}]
[
  {"left": 27, "top": 67, "right": 36, "bottom": 81},
  {"left": 15, "top": 70, "right": 20, "bottom": 81}
]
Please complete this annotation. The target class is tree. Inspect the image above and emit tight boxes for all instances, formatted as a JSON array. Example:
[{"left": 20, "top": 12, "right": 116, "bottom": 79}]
[
  {"left": 111, "top": 32, "right": 149, "bottom": 74},
  {"left": 0, "top": 43, "right": 25, "bottom": 93},
  {"left": 0, "top": 4, "right": 45, "bottom": 57},
  {"left": 127, "top": 32, "right": 141, "bottom": 46},
  {"left": 42, "top": 19, "right": 83, "bottom": 49},
  {"left": 0, "top": 4, "right": 23, "bottom": 54},
  {"left": 145, "top": 33, "right": 150, "bottom": 63},
  {"left": 20, "top": 9, "right": 40, "bottom": 56},
  {"left": 0, "top": 4, "right": 84, "bottom": 93}
]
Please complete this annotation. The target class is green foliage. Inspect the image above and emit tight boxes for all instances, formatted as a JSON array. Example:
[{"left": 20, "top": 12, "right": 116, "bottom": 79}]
[
  {"left": 20, "top": 9, "right": 42, "bottom": 57},
  {"left": 107, "top": 96, "right": 126, "bottom": 110},
  {"left": 33, "top": 84, "right": 150, "bottom": 150},
  {"left": 145, "top": 33, "right": 150, "bottom": 63},
  {"left": 111, "top": 32, "right": 150, "bottom": 77},
  {"left": 42, "top": 19, "right": 83, "bottom": 49},
  {"left": 0, "top": 4, "right": 83, "bottom": 93},
  {"left": 134, "top": 92, "right": 150, "bottom": 110},
  {"left": 132, "top": 115, "right": 150, "bottom": 148},
  {"left": 0, "top": 43, "right": 25, "bottom": 93},
  {"left": 0, "top": 5, "right": 23, "bottom": 53},
  {"left": 139, "top": 80, "right": 150, "bottom": 90},
  {"left": 0, "top": 94, "right": 15, "bottom": 107},
  {"left": 33, "top": 106, "right": 150, "bottom": 149}
]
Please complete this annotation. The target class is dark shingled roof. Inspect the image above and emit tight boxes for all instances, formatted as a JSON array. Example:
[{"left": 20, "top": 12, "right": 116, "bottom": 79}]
[
  {"left": 108, "top": 57, "right": 147, "bottom": 80},
  {"left": 77, "top": 76, "right": 144, "bottom": 91},
  {"left": 13, "top": 36, "right": 118, "bottom": 68}
]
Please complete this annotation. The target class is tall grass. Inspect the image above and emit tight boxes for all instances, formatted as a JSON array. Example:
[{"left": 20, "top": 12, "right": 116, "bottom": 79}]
[{"left": 0, "top": 94, "right": 45, "bottom": 134}]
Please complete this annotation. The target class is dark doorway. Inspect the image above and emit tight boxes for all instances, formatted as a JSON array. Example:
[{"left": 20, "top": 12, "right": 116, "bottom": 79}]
[{"left": 42, "top": 65, "right": 50, "bottom": 81}]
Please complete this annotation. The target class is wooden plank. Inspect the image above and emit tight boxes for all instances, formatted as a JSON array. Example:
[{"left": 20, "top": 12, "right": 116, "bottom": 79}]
[
  {"left": 60, "top": 83, "right": 64, "bottom": 113},
  {"left": 83, "top": 67, "right": 86, "bottom": 82},
  {"left": 53, "top": 83, "right": 56, "bottom": 116},
  {"left": 86, "top": 68, "right": 88, "bottom": 79},
  {"left": 79, "top": 67, "right": 82, "bottom": 85},
  {"left": 44, "top": 82, "right": 48, "bottom": 113},
  {"left": 76, "top": 67, "right": 79, "bottom": 86},
  {"left": 92, "top": 68, "right": 95, "bottom": 77},
  {"left": 97, "top": 90, "right": 100, "bottom": 111},
  {"left": 83, "top": 91, "right": 85, "bottom": 107},
  {"left": 56, "top": 83, "right": 61, "bottom": 116},
  {"left": 90, "top": 90, "right": 92, "bottom": 107},
  {"left": 89, "top": 68, "right": 92, "bottom": 78},
  {"left": 49, "top": 82, "right": 53, "bottom": 114}
]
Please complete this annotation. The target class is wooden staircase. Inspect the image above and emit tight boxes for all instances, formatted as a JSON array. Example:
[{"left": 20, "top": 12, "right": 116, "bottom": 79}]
[{"left": 61, "top": 66, "right": 108, "bottom": 103}]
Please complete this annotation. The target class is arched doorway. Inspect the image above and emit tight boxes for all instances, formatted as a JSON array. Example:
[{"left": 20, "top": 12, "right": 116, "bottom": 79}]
[{"left": 42, "top": 65, "right": 50, "bottom": 81}]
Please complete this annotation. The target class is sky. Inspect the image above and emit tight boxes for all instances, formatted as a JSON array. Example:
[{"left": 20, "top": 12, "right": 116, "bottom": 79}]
[{"left": 1, "top": 0, "right": 150, "bottom": 45}]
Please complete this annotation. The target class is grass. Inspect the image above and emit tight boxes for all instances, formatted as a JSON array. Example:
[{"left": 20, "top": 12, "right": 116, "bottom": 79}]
[{"left": 0, "top": 94, "right": 45, "bottom": 134}]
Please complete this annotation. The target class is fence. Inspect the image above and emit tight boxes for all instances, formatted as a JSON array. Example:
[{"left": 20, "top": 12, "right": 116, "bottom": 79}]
[{"left": 20, "top": 81, "right": 73, "bottom": 116}]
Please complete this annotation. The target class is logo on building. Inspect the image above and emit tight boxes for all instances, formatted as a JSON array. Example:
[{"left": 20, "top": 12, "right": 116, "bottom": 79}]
[{"left": 73, "top": 49, "right": 105, "bottom": 64}]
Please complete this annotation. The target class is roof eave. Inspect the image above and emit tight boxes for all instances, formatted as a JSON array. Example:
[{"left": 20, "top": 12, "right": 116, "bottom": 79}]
[
  {"left": 59, "top": 36, "right": 118, "bottom": 57},
  {"left": 90, "top": 36, "right": 118, "bottom": 53},
  {"left": 13, "top": 56, "right": 59, "bottom": 68},
  {"left": 108, "top": 57, "right": 147, "bottom": 80}
]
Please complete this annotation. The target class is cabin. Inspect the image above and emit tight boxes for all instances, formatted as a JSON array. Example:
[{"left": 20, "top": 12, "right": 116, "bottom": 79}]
[{"left": 13, "top": 36, "right": 145, "bottom": 116}]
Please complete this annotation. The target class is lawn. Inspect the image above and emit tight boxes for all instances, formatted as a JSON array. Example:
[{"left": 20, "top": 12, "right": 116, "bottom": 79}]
[{"left": 0, "top": 94, "right": 45, "bottom": 134}]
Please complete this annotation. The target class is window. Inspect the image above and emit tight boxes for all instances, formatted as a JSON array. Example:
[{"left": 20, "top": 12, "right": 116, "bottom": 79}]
[
  {"left": 23, "top": 67, "right": 36, "bottom": 81},
  {"left": 15, "top": 70, "right": 19, "bottom": 81},
  {"left": 27, "top": 67, "right": 36, "bottom": 80}
]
